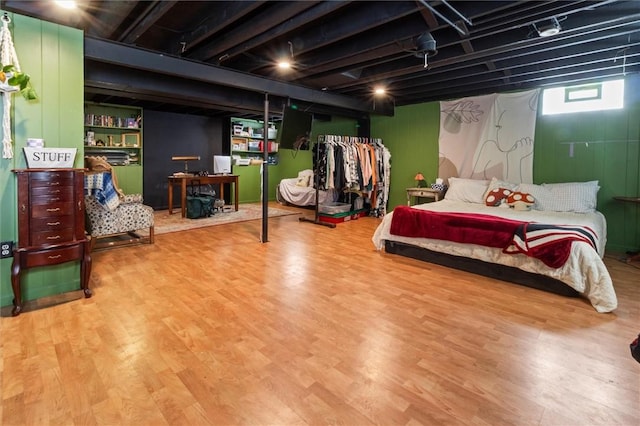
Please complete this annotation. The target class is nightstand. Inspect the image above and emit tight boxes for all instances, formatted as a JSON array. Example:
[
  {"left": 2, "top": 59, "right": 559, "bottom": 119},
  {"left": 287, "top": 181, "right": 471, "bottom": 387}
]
[{"left": 406, "top": 187, "right": 443, "bottom": 205}]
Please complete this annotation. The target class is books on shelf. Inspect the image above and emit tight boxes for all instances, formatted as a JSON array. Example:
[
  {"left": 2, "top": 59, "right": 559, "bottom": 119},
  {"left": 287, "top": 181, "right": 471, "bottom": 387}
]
[{"left": 85, "top": 114, "right": 141, "bottom": 128}]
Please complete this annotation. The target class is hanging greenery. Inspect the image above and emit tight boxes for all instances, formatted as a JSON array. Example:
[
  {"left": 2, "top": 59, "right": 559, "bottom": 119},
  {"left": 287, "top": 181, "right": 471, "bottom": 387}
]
[{"left": 0, "top": 64, "right": 37, "bottom": 100}]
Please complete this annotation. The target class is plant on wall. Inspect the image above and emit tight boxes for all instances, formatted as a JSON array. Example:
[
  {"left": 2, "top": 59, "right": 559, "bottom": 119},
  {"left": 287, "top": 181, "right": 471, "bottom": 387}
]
[
  {"left": 1, "top": 13, "right": 38, "bottom": 159},
  {"left": 0, "top": 64, "right": 37, "bottom": 100}
]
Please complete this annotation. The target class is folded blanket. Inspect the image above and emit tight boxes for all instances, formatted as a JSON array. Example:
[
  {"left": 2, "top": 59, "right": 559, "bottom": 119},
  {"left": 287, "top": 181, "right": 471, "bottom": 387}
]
[
  {"left": 389, "top": 206, "right": 521, "bottom": 248},
  {"left": 504, "top": 223, "right": 597, "bottom": 268},
  {"left": 389, "top": 206, "right": 597, "bottom": 268}
]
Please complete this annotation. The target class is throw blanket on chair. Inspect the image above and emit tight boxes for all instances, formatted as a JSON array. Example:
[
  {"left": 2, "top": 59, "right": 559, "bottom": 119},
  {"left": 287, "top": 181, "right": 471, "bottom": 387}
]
[
  {"left": 389, "top": 206, "right": 596, "bottom": 268},
  {"left": 84, "top": 172, "right": 121, "bottom": 211}
]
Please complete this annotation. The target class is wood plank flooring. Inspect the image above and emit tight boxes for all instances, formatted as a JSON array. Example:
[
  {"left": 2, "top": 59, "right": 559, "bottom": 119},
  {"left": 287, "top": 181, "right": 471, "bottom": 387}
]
[{"left": 2, "top": 203, "right": 639, "bottom": 425}]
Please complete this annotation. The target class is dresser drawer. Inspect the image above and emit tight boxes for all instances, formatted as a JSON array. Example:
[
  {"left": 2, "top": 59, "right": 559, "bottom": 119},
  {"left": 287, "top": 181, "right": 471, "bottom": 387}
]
[
  {"left": 31, "top": 215, "right": 74, "bottom": 232},
  {"left": 31, "top": 202, "right": 75, "bottom": 218},
  {"left": 29, "top": 171, "right": 74, "bottom": 187},
  {"left": 22, "top": 244, "right": 84, "bottom": 268},
  {"left": 412, "top": 190, "right": 436, "bottom": 197},
  {"left": 31, "top": 185, "right": 74, "bottom": 201},
  {"left": 31, "top": 228, "right": 76, "bottom": 246}
]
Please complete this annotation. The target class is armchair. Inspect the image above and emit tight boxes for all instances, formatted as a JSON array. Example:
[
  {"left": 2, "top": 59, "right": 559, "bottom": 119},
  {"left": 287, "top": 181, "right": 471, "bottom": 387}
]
[{"left": 84, "top": 156, "right": 154, "bottom": 250}]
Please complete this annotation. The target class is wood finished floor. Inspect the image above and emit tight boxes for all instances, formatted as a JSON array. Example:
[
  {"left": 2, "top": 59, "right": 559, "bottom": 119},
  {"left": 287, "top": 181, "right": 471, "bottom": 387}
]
[{"left": 1, "top": 202, "right": 639, "bottom": 426}]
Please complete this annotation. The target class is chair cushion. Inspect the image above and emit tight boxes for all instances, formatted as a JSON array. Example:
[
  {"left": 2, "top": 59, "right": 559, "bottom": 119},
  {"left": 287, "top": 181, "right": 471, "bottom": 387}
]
[{"left": 85, "top": 195, "right": 154, "bottom": 237}]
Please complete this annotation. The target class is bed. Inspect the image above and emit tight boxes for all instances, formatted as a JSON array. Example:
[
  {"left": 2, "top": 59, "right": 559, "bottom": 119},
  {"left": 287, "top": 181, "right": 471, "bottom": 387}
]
[
  {"left": 372, "top": 177, "right": 617, "bottom": 313},
  {"left": 276, "top": 169, "right": 338, "bottom": 207}
]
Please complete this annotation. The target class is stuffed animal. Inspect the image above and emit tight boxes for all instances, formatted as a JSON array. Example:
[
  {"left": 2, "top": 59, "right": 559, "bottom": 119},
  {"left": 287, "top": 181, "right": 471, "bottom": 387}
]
[
  {"left": 506, "top": 191, "right": 535, "bottom": 211},
  {"left": 485, "top": 187, "right": 512, "bottom": 207}
]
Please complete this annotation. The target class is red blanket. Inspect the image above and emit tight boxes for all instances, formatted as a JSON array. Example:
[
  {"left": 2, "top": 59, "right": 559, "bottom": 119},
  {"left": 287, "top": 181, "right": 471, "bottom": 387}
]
[
  {"left": 389, "top": 206, "right": 522, "bottom": 248},
  {"left": 389, "top": 206, "right": 596, "bottom": 268}
]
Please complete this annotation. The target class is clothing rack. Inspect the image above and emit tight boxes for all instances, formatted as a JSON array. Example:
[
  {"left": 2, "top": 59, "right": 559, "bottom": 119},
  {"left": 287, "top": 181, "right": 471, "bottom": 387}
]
[
  {"left": 299, "top": 134, "right": 390, "bottom": 228},
  {"left": 299, "top": 135, "right": 335, "bottom": 228}
]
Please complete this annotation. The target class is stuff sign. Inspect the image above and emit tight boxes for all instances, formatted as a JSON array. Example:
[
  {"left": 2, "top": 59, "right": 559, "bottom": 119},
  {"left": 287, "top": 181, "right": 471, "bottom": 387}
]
[{"left": 23, "top": 147, "right": 77, "bottom": 168}]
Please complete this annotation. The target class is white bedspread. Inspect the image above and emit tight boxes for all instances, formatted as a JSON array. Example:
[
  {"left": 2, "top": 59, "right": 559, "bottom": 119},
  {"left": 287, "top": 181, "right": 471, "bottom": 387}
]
[
  {"left": 372, "top": 200, "right": 617, "bottom": 313},
  {"left": 278, "top": 178, "right": 337, "bottom": 206}
]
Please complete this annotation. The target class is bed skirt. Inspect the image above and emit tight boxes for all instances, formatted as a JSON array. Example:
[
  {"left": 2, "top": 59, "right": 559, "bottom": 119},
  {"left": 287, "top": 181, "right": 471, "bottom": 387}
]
[{"left": 384, "top": 240, "right": 580, "bottom": 297}]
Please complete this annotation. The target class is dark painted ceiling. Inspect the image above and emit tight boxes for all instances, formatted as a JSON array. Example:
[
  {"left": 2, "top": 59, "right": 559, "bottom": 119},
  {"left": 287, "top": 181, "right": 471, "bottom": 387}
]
[{"left": 2, "top": 0, "right": 639, "bottom": 119}]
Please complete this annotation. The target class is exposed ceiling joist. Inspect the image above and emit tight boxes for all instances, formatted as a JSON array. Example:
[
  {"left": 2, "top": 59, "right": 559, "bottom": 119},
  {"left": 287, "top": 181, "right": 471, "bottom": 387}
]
[
  {"left": 84, "top": 37, "right": 389, "bottom": 116},
  {"left": 2, "top": 0, "right": 637, "bottom": 118}
]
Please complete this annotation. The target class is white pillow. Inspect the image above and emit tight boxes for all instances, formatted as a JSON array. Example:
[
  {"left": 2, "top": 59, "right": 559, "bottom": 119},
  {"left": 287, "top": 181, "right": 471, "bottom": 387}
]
[
  {"left": 517, "top": 181, "right": 600, "bottom": 213},
  {"left": 515, "top": 183, "right": 549, "bottom": 211},
  {"left": 542, "top": 181, "right": 600, "bottom": 213},
  {"left": 295, "top": 169, "right": 313, "bottom": 187},
  {"left": 444, "top": 177, "right": 489, "bottom": 204}
]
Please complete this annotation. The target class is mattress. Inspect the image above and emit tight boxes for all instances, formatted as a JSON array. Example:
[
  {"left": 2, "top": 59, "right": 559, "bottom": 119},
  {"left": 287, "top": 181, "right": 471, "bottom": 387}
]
[{"left": 372, "top": 200, "right": 617, "bottom": 313}]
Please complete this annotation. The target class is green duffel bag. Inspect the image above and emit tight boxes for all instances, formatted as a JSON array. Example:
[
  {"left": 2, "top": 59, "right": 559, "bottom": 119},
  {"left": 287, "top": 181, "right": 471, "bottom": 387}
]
[{"left": 186, "top": 195, "right": 214, "bottom": 219}]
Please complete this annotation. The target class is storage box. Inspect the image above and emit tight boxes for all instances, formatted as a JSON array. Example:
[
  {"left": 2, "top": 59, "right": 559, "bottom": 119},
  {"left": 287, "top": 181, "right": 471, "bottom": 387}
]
[
  {"left": 258, "top": 141, "right": 278, "bottom": 152},
  {"left": 247, "top": 141, "right": 260, "bottom": 151},
  {"left": 235, "top": 158, "right": 251, "bottom": 166},
  {"left": 318, "top": 202, "right": 351, "bottom": 215},
  {"left": 23, "top": 147, "right": 77, "bottom": 168},
  {"left": 232, "top": 138, "right": 247, "bottom": 151},
  {"left": 319, "top": 209, "right": 368, "bottom": 223}
]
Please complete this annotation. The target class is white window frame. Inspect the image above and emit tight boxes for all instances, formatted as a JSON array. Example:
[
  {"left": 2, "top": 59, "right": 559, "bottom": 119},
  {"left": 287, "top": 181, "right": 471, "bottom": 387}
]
[{"left": 541, "top": 79, "right": 625, "bottom": 115}]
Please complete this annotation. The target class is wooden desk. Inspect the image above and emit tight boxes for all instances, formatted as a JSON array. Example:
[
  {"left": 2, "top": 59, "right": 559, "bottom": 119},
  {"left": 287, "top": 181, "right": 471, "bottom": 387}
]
[
  {"left": 168, "top": 174, "right": 239, "bottom": 218},
  {"left": 406, "top": 187, "right": 443, "bottom": 205},
  {"left": 613, "top": 196, "right": 640, "bottom": 263}
]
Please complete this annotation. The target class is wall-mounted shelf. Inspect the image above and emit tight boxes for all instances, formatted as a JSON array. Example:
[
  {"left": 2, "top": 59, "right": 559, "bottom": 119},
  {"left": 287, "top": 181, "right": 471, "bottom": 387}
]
[{"left": 84, "top": 102, "right": 143, "bottom": 167}]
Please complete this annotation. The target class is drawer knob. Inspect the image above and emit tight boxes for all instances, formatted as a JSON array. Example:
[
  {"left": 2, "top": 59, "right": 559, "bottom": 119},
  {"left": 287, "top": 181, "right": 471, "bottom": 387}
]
[
  {"left": 46, "top": 207, "right": 61, "bottom": 212},
  {"left": 48, "top": 254, "right": 62, "bottom": 259},
  {"left": 46, "top": 235, "right": 61, "bottom": 240},
  {"left": 47, "top": 221, "right": 61, "bottom": 226}
]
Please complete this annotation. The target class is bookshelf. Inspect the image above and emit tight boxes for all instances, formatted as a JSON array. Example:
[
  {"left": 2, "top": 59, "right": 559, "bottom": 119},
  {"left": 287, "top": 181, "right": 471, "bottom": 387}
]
[{"left": 84, "top": 102, "right": 143, "bottom": 193}]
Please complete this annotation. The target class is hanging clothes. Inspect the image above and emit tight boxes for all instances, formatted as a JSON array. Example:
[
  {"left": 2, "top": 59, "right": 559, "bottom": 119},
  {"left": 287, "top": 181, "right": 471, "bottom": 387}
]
[{"left": 314, "top": 135, "right": 391, "bottom": 216}]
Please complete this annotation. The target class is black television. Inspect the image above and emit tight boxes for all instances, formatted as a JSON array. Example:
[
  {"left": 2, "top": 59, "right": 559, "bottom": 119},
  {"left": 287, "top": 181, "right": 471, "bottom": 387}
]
[{"left": 276, "top": 106, "right": 313, "bottom": 150}]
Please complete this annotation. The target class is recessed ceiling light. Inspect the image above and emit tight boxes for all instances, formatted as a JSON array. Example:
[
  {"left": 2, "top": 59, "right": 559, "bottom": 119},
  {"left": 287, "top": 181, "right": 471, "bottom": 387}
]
[
  {"left": 54, "top": 0, "right": 77, "bottom": 9},
  {"left": 535, "top": 17, "right": 561, "bottom": 37}
]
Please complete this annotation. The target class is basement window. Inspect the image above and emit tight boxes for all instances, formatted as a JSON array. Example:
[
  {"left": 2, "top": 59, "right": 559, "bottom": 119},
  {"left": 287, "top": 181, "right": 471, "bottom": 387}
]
[{"left": 542, "top": 79, "right": 624, "bottom": 115}]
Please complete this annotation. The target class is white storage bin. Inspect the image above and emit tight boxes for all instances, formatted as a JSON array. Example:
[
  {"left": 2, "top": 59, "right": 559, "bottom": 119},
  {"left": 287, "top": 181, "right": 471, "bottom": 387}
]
[{"left": 318, "top": 202, "right": 351, "bottom": 214}]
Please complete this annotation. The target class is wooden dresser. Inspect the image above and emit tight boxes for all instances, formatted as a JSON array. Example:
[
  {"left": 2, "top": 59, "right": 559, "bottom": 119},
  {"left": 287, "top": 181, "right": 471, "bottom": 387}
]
[{"left": 11, "top": 169, "right": 92, "bottom": 316}]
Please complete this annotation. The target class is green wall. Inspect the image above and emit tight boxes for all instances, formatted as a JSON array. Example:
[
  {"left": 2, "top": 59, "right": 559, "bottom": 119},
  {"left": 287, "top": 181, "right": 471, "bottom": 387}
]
[
  {"left": 0, "top": 13, "right": 84, "bottom": 308},
  {"left": 535, "top": 75, "right": 640, "bottom": 253},
  {"left": 371, "top": 102, "right": 441, "bottom": 210},
  {"left": 276, "top": 115, "right": 361, "bottom": 180},
  {"left": 372, "top": 76, "right": 640, "bottom": 254}
]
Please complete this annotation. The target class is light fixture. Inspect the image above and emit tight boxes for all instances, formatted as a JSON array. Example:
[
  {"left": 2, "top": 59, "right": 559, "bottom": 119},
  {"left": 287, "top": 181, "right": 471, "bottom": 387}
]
[
  {"left": 414, "top": 173, "right": 426, "bottom": 188},
  {"left": 171, "top": 156, "right": 200, "bottom": 174},
  {"left": 277, "top": 41, "right": 294, "bottom": 71},
  {"left": 414, "top": 32, "right": 437, "bottom": 68},
  {"left": 374, "top": 86, "right": 386, "bottom": 96},
  {"left": 54, "top": 0, "right": 77, "bottom": 9},
  {"left": 534, "top": 17, "right": 561, "bottom": 37}
]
